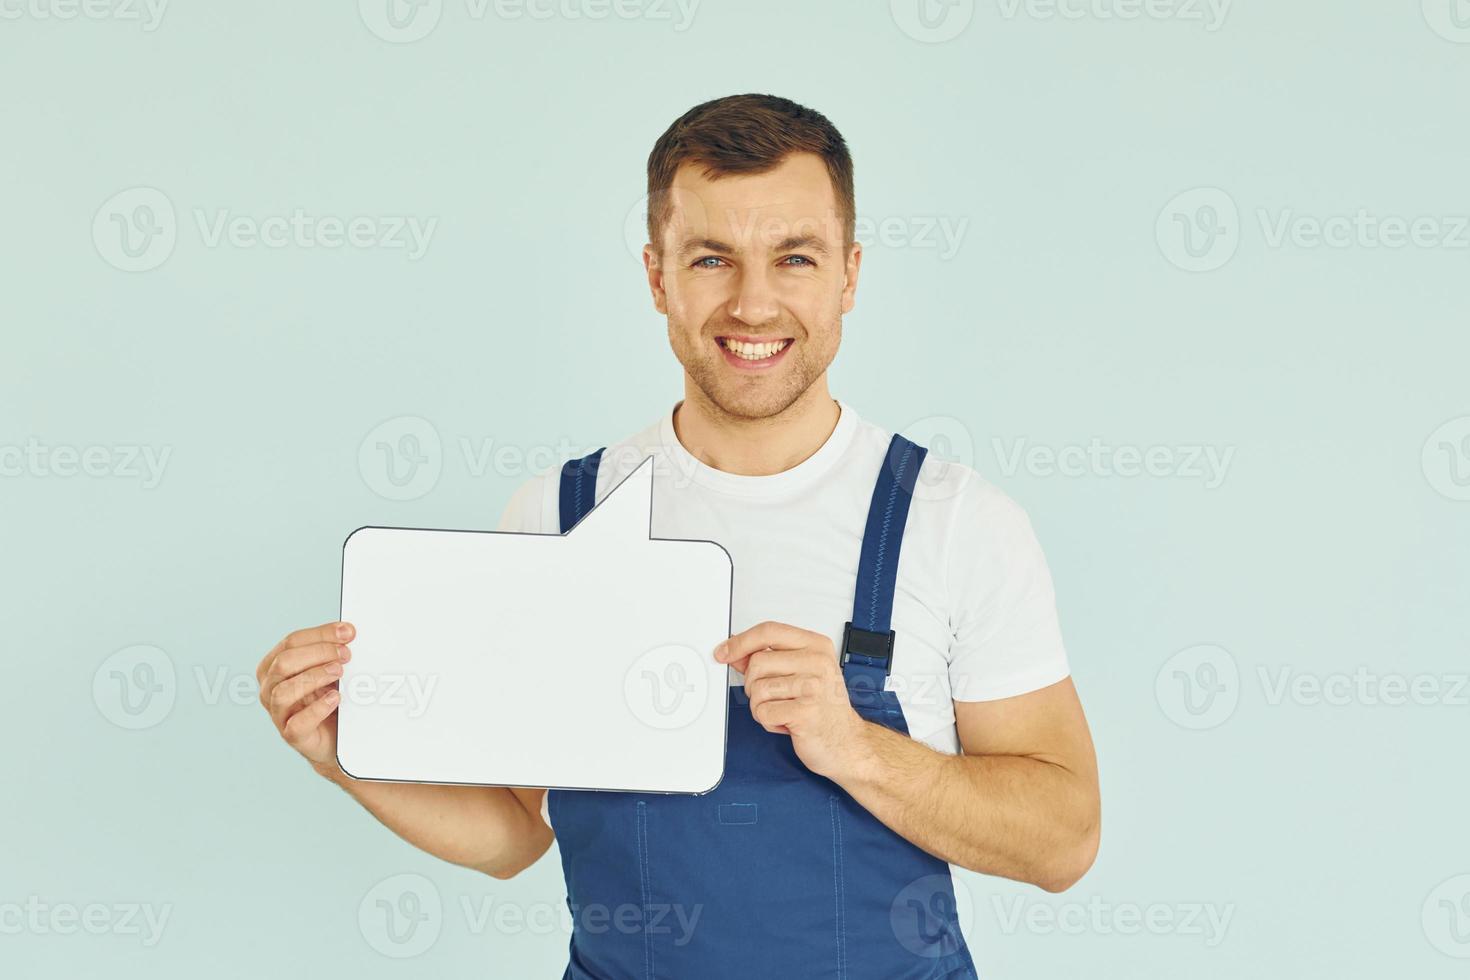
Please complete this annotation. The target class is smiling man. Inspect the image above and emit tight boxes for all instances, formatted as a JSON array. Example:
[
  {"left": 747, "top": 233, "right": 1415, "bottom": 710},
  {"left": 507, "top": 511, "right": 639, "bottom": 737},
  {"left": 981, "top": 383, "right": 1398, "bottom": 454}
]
[{"left": 257, "top": 93, "right": 1099, "bottom": 979}]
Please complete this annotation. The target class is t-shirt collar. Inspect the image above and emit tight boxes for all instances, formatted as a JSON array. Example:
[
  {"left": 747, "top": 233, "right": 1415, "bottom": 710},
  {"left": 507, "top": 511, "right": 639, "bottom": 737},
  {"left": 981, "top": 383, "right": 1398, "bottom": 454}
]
[{"left": 655, "top": 398, "right": 859, "bottom": 498}]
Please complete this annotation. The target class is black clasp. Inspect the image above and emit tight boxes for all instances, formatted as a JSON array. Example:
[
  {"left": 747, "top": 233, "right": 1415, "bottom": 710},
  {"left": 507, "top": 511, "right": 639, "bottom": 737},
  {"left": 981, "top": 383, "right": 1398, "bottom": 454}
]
[{"left": 840, "top": 621, "right": 896, "bottom": 672}]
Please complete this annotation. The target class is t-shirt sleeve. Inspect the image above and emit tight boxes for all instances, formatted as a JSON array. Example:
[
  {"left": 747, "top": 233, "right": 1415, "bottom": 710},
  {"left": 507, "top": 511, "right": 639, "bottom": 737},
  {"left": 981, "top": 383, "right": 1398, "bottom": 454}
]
[
  {"left": 496, "top": 473, "right": 554, "bottom": 534},
  {"left": 945, "top": 485, "right": 1071, "bottom": 702}
]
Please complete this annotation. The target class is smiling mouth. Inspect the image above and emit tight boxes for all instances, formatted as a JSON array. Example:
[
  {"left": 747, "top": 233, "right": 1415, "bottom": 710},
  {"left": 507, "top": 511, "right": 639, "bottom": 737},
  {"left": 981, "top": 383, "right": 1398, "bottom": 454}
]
[{"left": 716, "top": 335, "right": 793, "bottom": 363}]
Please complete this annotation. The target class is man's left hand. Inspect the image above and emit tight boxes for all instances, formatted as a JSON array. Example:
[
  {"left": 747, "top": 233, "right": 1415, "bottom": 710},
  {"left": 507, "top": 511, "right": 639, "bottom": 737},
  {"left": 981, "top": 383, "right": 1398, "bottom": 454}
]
[{"left": 714, "top": 621, "right": 870, "bottom": 781}]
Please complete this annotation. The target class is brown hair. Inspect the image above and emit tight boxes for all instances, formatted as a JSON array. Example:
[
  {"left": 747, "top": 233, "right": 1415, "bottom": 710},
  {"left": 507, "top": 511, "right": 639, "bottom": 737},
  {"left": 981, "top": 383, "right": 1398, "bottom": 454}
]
[{"left": 645, "top": 93, "right": 855, "bottom": 256}]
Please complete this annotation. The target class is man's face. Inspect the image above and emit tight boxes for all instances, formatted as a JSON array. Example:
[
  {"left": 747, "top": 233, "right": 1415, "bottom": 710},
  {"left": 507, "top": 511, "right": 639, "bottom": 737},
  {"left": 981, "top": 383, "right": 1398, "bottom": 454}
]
[{"left": 646, "top": 151, "right": 861, "bottom": 421}]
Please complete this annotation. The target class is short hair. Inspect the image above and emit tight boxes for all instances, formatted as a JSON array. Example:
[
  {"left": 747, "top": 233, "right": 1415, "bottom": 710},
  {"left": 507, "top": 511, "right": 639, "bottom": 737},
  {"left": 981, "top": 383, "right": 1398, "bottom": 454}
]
[{"left": 645, "top": 93, "right": 855, "bottom": 256}]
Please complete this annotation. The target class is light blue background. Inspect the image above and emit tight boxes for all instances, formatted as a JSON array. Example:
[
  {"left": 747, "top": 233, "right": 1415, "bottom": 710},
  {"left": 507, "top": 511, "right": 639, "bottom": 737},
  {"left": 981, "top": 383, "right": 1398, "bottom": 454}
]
[{"left": 3, "top": 1, "right": 1468, "bottom": 977}]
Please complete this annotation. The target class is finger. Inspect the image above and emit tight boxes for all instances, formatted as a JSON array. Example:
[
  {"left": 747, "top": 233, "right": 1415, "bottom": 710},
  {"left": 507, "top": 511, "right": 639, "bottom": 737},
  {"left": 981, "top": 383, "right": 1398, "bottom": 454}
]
[
  {"left": 748, "top": 672, "right": 843, "bottom": 710},
  {"left": 270, "top": 661, "right": 344, "bottom": 727},
  {"left": 268, "top": 641, "right": 350, "bottom": 688},
  {"left": 746, "top": 674, "right": 799, "bottom": 708},
  {"left": 258, "top": 621, "right": 353, "bottom": 688},
  {"left": 738, "top": 647, "right": 819, "bottom": 683},
  {"left": 256, "top": 637, "right": 286, "bottom": 687},
  {"left": 751, "top": 695, "right": 800, "bottom": 735},
  {"left": 715, "top": 621, "right": 816, "bottom": 667},
  {"left": 285, "top": 621, "right": 354, "bottom": 652},
  {"left": 283, "top": 687, "right": 340, "bottom": 745}
]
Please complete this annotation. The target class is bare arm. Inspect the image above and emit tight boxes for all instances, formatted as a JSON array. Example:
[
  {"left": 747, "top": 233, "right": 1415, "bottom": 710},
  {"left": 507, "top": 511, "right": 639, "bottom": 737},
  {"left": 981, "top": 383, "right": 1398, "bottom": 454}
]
[
  {"left": 720, "top": 623, "right": 1100, "bottom": 893},
  {"left": 832, "top": 679, "right": 1099, "bottom": 892},
  {"left": 258, "top": 620, "right": 553, "bottom": 879},
  {"left": 310, "top": 762, "right": 551, "bottom": 879}
]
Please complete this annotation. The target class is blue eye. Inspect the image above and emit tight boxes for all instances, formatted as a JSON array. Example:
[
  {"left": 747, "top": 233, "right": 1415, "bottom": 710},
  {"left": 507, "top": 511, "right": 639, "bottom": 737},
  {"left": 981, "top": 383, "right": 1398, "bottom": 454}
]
[
  {"left": 783, "top": 255, "right": 815, "bottom": 267},
  {"left": 692, "top": 256, "right": 726, "bottom": 269}
]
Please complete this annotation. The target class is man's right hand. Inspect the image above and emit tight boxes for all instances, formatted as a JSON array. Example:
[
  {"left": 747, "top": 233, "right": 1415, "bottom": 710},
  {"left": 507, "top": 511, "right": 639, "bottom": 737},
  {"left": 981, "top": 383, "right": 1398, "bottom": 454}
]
[{"left": 257, "top": 620, "right": 354, "bottom": 771}]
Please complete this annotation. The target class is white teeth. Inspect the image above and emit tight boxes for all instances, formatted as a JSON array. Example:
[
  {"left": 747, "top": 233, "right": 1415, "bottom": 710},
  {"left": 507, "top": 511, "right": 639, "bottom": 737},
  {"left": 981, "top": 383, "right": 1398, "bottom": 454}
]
[{"left": 721, "top": 338, "right": 790, "bottom": 360}]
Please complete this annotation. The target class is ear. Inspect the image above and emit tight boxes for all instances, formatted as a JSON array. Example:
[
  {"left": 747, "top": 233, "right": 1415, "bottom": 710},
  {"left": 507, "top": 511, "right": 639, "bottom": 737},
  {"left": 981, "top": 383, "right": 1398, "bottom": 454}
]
[
  {"left": 645, "top": 243, "right": 668, "bottom": 315},
  {"left": 840, "top": 240, "right": 863, "bottom": 315}
]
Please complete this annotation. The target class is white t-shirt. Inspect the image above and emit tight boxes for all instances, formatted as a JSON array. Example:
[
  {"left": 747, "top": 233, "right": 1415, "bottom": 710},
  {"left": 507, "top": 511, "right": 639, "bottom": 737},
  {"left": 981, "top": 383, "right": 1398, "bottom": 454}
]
[{"left": 496, "top": 401, "right": 1071, "bottom": 827}]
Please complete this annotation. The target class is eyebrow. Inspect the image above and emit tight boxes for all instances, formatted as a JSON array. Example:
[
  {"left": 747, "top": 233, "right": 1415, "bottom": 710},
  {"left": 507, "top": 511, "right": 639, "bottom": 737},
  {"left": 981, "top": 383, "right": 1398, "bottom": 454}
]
[{"left": 675, "top": 234, "right": 831, "bottom": 260}]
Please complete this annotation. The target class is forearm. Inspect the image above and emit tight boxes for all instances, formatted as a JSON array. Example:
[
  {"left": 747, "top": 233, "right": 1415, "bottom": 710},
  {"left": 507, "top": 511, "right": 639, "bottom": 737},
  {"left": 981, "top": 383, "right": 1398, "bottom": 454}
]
[
  {"left": 832, "top": 722, "right": 1099, "bottom": 892},
  {"left": 312, "top": 762, "right": 552, "bottom": 878}
]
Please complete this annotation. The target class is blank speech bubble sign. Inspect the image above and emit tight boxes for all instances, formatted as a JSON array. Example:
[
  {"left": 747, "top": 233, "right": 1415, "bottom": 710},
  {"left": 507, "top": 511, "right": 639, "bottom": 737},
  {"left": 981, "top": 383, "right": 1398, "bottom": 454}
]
[{"left": 336, "top": 457, "right": 732, "bottom": 794}]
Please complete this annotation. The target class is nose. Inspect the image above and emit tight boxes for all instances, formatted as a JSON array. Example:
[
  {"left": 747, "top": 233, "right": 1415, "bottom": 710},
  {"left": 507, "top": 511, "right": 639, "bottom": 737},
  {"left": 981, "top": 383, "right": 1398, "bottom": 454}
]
[{"left": 727, "top": 264, "right": 781, "bottom": 328}]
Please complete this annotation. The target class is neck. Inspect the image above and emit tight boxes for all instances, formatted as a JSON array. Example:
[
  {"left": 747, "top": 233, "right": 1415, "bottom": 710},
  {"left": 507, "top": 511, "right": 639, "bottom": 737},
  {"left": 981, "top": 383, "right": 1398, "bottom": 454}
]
[{"left": 673, "top": 378, "right": 840, "bottom": 477}]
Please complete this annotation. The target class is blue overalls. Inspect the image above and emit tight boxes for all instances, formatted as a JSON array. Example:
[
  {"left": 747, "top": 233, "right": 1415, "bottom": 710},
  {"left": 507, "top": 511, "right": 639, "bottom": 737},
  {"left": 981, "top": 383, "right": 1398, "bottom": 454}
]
[{"left": 549, "top": 435, "right": 979, "bottom": 980}]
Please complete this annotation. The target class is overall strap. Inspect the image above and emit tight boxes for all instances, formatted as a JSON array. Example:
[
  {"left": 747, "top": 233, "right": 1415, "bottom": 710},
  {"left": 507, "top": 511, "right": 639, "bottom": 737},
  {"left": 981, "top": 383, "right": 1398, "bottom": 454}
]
[
  {"left": 841, "top": 434, "right": 928, "bottom": 710},
  {"left": 558, "top": 448, "right": 606, "bottom": 533}
]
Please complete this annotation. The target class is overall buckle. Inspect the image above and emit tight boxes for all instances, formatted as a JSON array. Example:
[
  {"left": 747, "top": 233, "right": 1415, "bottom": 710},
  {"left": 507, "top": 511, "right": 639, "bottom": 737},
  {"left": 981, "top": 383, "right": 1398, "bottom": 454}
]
[{"left": 839, "top": 621, "right": 896, "bottom": 673}]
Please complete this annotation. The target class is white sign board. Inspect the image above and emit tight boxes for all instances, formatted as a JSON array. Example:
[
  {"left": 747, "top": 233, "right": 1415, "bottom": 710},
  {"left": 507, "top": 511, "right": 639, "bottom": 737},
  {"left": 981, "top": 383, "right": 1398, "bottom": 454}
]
[{"left": 336, "top": 458, "right": 732, "bottom": 794}]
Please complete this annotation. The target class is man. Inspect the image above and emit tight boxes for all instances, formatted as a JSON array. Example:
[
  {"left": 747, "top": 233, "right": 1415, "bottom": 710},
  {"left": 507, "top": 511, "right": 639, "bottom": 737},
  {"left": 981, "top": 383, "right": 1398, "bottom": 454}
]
[{"left": 258, "top": 93, "right": 1100, "bottom": 978}]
